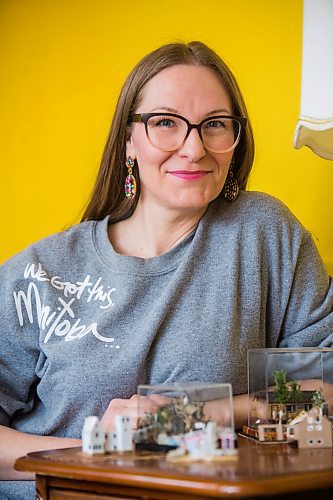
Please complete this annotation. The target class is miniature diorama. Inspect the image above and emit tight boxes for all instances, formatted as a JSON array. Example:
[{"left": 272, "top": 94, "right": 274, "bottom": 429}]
[
  {"left": 82, "top": 383, "right": 238, "bottom": 462},
  {"left": 242, "top": 348, "right": 333, "bottom": 448},
  {"left": 133, "top": 383, "right": 238, "bottom": 462}
]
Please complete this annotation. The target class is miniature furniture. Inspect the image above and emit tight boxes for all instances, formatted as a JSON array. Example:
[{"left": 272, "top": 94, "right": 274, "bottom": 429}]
[{"left": 15, "top": 436, "right": 333, "bottom": 499}]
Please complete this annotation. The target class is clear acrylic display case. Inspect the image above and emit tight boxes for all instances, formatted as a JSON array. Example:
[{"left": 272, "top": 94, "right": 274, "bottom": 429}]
[
  {"left": 247, "top": 348, "right": 333, "bottom": 428},
  {"left": 133, "top": 382, "right": 234, "bottom": 451}
]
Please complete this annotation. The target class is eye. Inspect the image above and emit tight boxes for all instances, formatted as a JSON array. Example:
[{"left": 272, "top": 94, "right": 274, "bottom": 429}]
[
  {"left": 204, "top": 119, "right": 226, "bottom": 129},
  {"left": 156, "top": 119, "right": 174, "bottom": 127},
  {"left": 149, "top": 116, "right": 176, "bottom": 128}
]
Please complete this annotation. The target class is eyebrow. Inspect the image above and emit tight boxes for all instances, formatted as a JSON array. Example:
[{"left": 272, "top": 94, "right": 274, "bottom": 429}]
[{"left": 149, "top": 106, "right": 233, "bottom": 115}]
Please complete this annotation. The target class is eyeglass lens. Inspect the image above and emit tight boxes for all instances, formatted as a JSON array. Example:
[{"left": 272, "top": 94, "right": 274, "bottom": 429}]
[{"left": 146, "top": 115, "right": 241, "bottom": 152}]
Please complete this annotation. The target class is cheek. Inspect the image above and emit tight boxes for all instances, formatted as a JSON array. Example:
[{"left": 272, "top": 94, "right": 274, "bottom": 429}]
[
  {"left": 215, "top": 154, "right": 232, "bottom": 176},
  {"left": 136, "top": 148, "right": 173, "bottom": 173},
  {"left": 131, "top": 131, "right": 168, "bottom": 168}
]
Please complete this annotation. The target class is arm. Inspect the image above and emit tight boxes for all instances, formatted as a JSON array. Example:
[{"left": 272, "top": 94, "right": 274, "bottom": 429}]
[
  {"left": 232, "top": 394, "right": 249, "bottom": 429},
  {"left": 101, "top": 394, "right": 249, "bottom": 434},
  {"left": 0, "top": 426, "right": 80, "bottom": 480},
  {"left": 100, "top": 394, "right": 170, "bottom": 431},
  {"left": 277, "top": 232, "right": 333, "bottom": 348},
  {"left": 203, "top": 394, "right": 248, "bottom": 431},
  {"left": 0, "top": 259, "right": 82, "bottom": 480}
]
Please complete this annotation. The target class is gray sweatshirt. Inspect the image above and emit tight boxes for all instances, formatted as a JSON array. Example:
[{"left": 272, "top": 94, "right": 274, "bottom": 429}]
[{"left": 1, "top": 191, "right": 333, "bottom": 499}]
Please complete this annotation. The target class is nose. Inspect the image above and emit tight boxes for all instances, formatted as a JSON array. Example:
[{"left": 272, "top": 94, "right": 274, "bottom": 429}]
[{"left": 178, "top": 128, "right": 206, "bottom": 162}]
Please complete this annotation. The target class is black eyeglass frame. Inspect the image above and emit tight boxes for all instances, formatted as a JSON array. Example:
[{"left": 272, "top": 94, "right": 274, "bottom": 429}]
[{"left": 131, "top": 112, "right": 247, "bottom": 153}]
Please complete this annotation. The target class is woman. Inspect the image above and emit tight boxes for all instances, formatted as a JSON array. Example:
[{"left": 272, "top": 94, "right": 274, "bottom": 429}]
[{"left": 1, "top": 41, "right": 333, "bottom": 499}]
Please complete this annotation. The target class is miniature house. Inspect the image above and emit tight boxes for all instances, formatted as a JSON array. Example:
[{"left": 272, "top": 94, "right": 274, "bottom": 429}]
[
  {"left": 82, "top": 416, "right": 105, "bottom": 455},
  {"left": 82, "top": 415, "right": 132, "bottom": 455},
  {"left": 247, "top": 348, "right": 333, "bottom": 428},
  {"left": 257, "top": 423, "right": 285, "bottom": 442},
  {"left": 114, "top": 415, "right": 132, "bottom": 451},
  {"left": 266, "top": 390, "right": 317, "bottom": 422},
  {"left": 242, "top": 348, "right": 333, "bottom": 446},
  {"left": 287, "top": 407, "right": 333, "bottom": 448},
  {"left": 220, "top": 428, "right": 237, "bottom": 451}
]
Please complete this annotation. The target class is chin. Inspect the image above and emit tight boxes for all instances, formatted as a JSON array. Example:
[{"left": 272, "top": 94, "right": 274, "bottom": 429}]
[
  {"left": 168, "top": 195, "right": 217, "bottom": 212},
  {"left": 179, "top": 190, "right": 221, "bottom": 206}
]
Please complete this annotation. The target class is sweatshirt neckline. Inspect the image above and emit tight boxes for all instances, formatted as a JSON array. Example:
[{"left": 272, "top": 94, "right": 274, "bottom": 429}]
[{"left": 92, "top": 214, "right": 198, "bottom": 276}]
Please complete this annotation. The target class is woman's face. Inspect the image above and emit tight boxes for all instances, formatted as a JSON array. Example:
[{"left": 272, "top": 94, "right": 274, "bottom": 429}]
[{"left": 126, "top": 64, "right": 235, "bottom": 215}]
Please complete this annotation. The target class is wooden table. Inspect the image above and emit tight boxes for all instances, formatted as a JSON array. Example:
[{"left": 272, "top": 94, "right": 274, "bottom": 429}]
[{"left": 15, "top": 436, "right": 333, "bottom": 499}]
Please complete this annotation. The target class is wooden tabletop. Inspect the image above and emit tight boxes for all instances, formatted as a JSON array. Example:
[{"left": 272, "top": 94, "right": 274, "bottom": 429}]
[{"left": 15, "top": 436, "right": 333, "bottom": 498}]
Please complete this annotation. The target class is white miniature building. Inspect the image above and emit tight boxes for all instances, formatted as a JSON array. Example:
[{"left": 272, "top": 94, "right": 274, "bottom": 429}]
[
  {"left": 105, "top": 430, "right": 117, "bottom": 453},
  {"left": 204, "top": 422, "right": 218, "bottom": 455},
  {"left": 82, "top": 415, "right": 133, "bottom": 455},
  {"left": 114, "top": 415, "right": 132, "bottom": 451},
  {"left": 82, "top": 416, "right": 105, "bottom": 455}
]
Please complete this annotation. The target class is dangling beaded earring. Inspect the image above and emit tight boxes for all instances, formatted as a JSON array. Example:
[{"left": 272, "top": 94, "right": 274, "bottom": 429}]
[
  {"left": 223, "top": 161, "right": 239, "bottom": 202},
  {"left": 124, "top": 156, "right": 136, "bottom": 199}
]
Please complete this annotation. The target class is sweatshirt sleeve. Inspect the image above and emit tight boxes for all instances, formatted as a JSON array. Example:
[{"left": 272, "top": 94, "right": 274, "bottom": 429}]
[
  {"left": 0, "top": 251, "right": 42, "bottom": 426},
  {"left": 277, "top": 231, "right": 333, "bottom": 348}
]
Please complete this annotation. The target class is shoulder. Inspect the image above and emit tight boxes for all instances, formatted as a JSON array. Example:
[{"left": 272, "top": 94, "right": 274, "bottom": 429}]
[
  {"left": 210, "top": 191, "right": 307, "bottom": 234},
  {"left": 0, "top": 218, "right": 104, "bottom": 279},
  {"left": 226, "top": 191, "right": 301, "bottom": 222},
  {"left": 205, "top": 191, "right": 311, "bottom": 261}
]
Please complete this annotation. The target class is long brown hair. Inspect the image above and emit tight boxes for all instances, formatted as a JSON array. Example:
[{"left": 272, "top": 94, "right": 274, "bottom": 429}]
[{"left": 81, "top": 41, "right": 255, "bottom": 223}]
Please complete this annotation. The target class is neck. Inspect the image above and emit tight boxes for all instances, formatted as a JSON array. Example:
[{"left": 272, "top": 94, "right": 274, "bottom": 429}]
[{"left": 109, "top": 200, "right": 207, "bottom": 258}]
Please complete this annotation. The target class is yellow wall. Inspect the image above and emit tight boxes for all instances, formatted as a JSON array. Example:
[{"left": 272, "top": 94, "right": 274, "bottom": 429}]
[{"left": 1, "top": 0, "right": 332, "bottom": 273}]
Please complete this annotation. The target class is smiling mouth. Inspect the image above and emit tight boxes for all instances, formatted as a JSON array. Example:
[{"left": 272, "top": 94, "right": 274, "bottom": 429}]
[{"left": 168, "top": 170, "right": 210, "bottom": 180}]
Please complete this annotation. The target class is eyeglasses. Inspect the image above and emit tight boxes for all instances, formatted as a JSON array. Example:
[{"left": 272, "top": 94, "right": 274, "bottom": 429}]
[{"left": 131, "top": 113, "right": 247, "bottom": 153}]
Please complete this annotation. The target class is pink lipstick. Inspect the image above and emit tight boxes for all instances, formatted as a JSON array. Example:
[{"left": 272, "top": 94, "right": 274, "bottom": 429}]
[{"left": 169, "top": 170, "right": 209, "bottom": 180}]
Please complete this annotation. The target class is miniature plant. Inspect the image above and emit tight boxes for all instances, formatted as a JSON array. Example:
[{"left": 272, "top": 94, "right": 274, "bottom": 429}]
[
  {"left": 157, "top": 402, "right": 185, "bottom": 434},
  {"left": 288, "top": 380, "right": 302, "bottom": 404},
  {"left": 273, "top": 371, "right": 305, "bottom": 405},
  {"left": 312, "top": 387, "right": 325, "bottom": 408},
  {"left": 273, "top": 370, "right": 291, "bottom": 404},
  {"left": 135, "top": 396, "right": 208, "bottom": 444}
]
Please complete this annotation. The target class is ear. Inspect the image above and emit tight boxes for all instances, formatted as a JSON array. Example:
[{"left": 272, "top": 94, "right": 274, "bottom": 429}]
[{"left": 125, "top": 135, "right": 136, "bottom": 162}]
